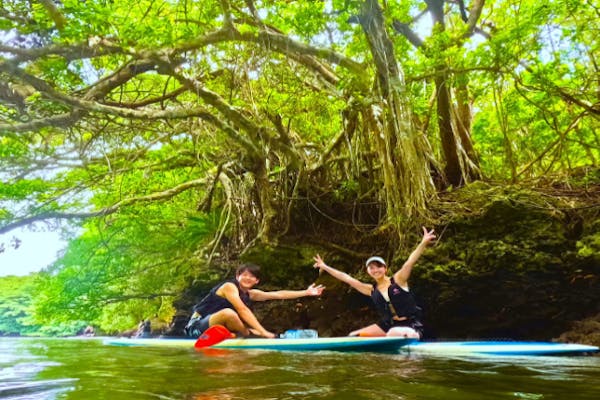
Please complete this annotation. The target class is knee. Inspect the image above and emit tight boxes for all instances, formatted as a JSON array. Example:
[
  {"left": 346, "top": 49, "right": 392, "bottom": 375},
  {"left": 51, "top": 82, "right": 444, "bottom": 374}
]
[
  {"left": 217, "top": 308, "right": 240, "bottom": 321},
  {"left": 406, "top": 331, "right": 420, "bottom": 339},
  {"left": 387, "top": 327, "right": 419, "bottom": 338}
]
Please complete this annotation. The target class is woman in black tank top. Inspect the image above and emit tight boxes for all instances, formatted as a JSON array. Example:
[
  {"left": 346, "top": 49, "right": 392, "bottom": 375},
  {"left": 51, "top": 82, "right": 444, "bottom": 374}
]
[
  {"left": 184, "top": 263, "right": 325, "bottom": 338},
  {"left": 313, "top": 227, "right": 436, "bottom": 339}
]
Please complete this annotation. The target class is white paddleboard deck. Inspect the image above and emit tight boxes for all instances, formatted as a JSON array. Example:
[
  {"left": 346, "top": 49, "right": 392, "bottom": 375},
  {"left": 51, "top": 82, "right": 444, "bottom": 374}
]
[{"left": 405, "top": 341, "right": 599, "bottom": 356}]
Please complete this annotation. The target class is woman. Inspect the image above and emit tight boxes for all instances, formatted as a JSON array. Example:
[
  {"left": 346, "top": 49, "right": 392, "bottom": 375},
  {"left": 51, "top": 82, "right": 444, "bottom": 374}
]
[
  {"left": 313, "top": 227, "right": 436, "bottom": 338},
  {"left": 185, "top": 263, "right": 324, "bottom": 338}
]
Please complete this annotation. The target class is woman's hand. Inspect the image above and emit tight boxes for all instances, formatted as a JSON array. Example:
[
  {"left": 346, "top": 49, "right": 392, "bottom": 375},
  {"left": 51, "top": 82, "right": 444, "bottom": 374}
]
[
  {"left": 421, "top": 226, "right": 436, "bottom": 245},
  {"left": 313, "top": 254, "right": 327, "bottom": 270},
  {"left": 305, "top": 283, "right": 325, "bottom": 296}
]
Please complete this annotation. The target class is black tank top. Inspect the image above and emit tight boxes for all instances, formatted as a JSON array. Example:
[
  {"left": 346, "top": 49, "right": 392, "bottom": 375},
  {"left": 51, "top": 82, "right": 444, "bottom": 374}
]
[{"left": 193, "top": 279, "right": 252, "bottom": 316}]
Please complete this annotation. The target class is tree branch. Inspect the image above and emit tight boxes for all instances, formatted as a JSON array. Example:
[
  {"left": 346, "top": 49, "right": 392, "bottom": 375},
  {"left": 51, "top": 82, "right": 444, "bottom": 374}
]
[
  {"left": 38, "top": 0, "right": 67, "bottom": 30},
  {"left": 465, "top": 0, "right": 486, "bottom": 37},
  {"left": 178, "top": 25, "right": 363, "bottom": 76},
  {"left": 0, "top": 38, "right": 124, "bottom": 63},
  {"left": 99, "top": 292, "right": 179, "bottom": 305},
  {"left": 0, "top": 177, "right": 210, "bottom": 234},
  {"left": 392, "top": 20, "right": 424, "bottom": 48},
  {"left": 0, "top": 111, "right": 84, "bottom": 134}
]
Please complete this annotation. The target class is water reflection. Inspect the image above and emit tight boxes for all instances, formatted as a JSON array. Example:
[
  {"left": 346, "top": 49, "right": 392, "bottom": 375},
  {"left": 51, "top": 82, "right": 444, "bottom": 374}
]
[
  {"left": 0, "top": 338, "right": 599, "bottom": 400},
  {"left": 0, "top": 339, "right": 75, "bottom": 399},
  {"left": 187, "top": 389, "right": 235, "bottom": 400},
  {"left": 0, "top": 378, "right": 77, "bottom": 399}
]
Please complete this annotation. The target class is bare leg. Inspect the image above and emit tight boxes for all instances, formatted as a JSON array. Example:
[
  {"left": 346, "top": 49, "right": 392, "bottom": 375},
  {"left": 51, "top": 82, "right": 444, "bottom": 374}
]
[
  {"left": 348, "top": 324, "right": 386, "bottom": 337},
  {"left": 208, "top": 308, "right": 248, "bottom": 336},
  {"left": 386, "top": 326, "right": 420, "bottom": 339},
  {"left": 247, "top": 328, "right": 262, "bottom": 337}
]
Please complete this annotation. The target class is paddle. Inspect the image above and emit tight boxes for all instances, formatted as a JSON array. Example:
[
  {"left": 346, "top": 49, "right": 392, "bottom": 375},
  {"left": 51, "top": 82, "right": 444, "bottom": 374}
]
[{"left": 194, "top": 325, "right": 235, "bottom": 348}]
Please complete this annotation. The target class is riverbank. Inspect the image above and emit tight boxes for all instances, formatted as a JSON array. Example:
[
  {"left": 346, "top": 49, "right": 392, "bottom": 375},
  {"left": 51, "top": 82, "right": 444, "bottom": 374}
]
[{"left": 170, "top": 181, "right": 600, "bottom": 345}]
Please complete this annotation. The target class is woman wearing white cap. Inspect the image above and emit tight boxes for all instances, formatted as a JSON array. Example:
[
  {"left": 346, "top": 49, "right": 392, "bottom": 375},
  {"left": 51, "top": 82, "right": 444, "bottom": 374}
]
[{"left": 313, "top": 227, "right": 436, "bottom": 338}]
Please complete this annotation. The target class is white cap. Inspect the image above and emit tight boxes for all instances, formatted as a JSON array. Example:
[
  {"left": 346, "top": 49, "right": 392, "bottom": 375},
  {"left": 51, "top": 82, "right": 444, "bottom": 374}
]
[{"left": 365, "top": 256, "right": 386, "bottom": 267}]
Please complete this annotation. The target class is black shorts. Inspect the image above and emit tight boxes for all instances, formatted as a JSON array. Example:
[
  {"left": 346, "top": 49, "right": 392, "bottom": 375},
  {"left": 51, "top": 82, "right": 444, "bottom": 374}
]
[{"left": 184, "top": 314, "right": 211, "bottom": 338}]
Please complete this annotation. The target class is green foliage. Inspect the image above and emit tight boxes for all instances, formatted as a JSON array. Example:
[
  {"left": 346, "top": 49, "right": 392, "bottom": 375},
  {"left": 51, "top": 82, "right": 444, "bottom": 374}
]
[
  {"left": 577, "top": 228, "right": 600, "bottom": 262},
  {"left": 0, "top": 138, "right": 28, "bottom": 158},
  {"left": 30, "top": 208, "right": 221, "bottom": 333},
  {"left": 1, "top": 0, "right": 599, "bottom": 336},
  {"left": 0, "top": 274, "right": 84, "bottom": 336},
  {"left": 0, "top": 275, "right": 38, "bottom": 336}
]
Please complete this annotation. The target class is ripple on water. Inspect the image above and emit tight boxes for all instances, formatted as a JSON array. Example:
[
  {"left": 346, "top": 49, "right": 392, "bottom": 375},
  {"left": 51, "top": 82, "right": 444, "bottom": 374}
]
[{"left": 0, "top": 378, "right": 77, "bottom": 399}]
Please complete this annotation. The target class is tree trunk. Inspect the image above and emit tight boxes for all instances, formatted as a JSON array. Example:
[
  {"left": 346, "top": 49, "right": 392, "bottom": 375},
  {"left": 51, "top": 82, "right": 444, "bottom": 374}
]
[
  {"left": 435, "top": 74, "right": 463, "bottom": 186},
  {"left": 359, "top": 0, "right": 434, "bottom": 226},
  {"left": 427, "top": 0, "right": 480, "bottom": 186}
]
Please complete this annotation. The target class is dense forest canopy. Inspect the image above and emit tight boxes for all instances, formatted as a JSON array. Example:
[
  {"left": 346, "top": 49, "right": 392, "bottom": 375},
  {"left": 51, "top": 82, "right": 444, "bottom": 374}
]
[{"left": 0, "top": 0, "right": 598, "bottom": 334}]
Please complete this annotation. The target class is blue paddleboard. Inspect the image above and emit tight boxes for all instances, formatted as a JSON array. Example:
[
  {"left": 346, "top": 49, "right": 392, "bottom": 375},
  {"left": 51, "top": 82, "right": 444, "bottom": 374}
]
[
  {"left": 103, "top": 336, "right": 415, "bottom": 352},
  {"left": 404, "top": 341, "right": 599, "bottom": 356},
  {"left": 103, "top": 337, "right": 598, "bottom": 355}
]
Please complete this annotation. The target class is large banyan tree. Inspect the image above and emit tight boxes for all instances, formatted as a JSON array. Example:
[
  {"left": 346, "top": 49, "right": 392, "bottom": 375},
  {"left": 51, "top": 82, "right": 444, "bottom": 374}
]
[{"left": 1, "top": 1, "right": 598, "bottom": 330}]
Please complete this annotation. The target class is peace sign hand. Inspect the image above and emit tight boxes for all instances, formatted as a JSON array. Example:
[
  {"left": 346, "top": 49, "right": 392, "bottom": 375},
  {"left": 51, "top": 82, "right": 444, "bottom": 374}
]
[{"left": 421, "top": 227, "right": 436, "bottom": 245}]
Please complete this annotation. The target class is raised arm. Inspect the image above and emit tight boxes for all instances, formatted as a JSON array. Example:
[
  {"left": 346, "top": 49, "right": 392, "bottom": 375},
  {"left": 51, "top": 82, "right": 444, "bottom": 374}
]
[
  {"left": 313, "top": 254, "right": 372, "bottom": 296},
  {"left": 219, "top": 282, "right": 275, "bottom": 338},
  {"left": 250, "top": 283, "right": 325, "bottom": 301},
  {"left": 393, "top": 227, "right": 436, "bottom": 288}
]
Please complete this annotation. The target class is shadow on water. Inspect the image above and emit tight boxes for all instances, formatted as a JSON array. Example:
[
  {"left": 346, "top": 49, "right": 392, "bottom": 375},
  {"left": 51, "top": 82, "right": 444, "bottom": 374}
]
[{"left": 1, "top": 337, "right": 599, "bottom": 399}]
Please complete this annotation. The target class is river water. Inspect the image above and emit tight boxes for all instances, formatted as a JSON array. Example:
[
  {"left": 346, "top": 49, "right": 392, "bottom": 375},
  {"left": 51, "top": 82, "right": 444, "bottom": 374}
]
[{"left": 1, "top": 337, "right": 598, "bottom": 399}]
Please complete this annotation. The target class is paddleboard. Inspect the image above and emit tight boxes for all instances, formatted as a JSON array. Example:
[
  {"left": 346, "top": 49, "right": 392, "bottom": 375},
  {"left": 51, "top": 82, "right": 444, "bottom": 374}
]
[
  {"left": 104, "top": 336, "right": 415, "bottom": 352},
  {"left": 404, "top": 341, "right": 599, "bottom": 356}
]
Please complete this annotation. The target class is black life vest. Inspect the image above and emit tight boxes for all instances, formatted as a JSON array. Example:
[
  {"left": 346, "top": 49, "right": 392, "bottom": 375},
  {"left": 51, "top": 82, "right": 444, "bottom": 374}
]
[
  {"left": 193, "top": 279, "right": 252, "bottom": 316},
  {"left": 370, "top": 277, "right": 419, "bottom": 324}
]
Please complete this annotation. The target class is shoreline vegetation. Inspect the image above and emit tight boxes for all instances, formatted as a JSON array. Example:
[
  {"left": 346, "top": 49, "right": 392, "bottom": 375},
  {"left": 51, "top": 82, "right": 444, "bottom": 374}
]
[{"left": 2, "top": 179, "right": 599, "bottom": 346}]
